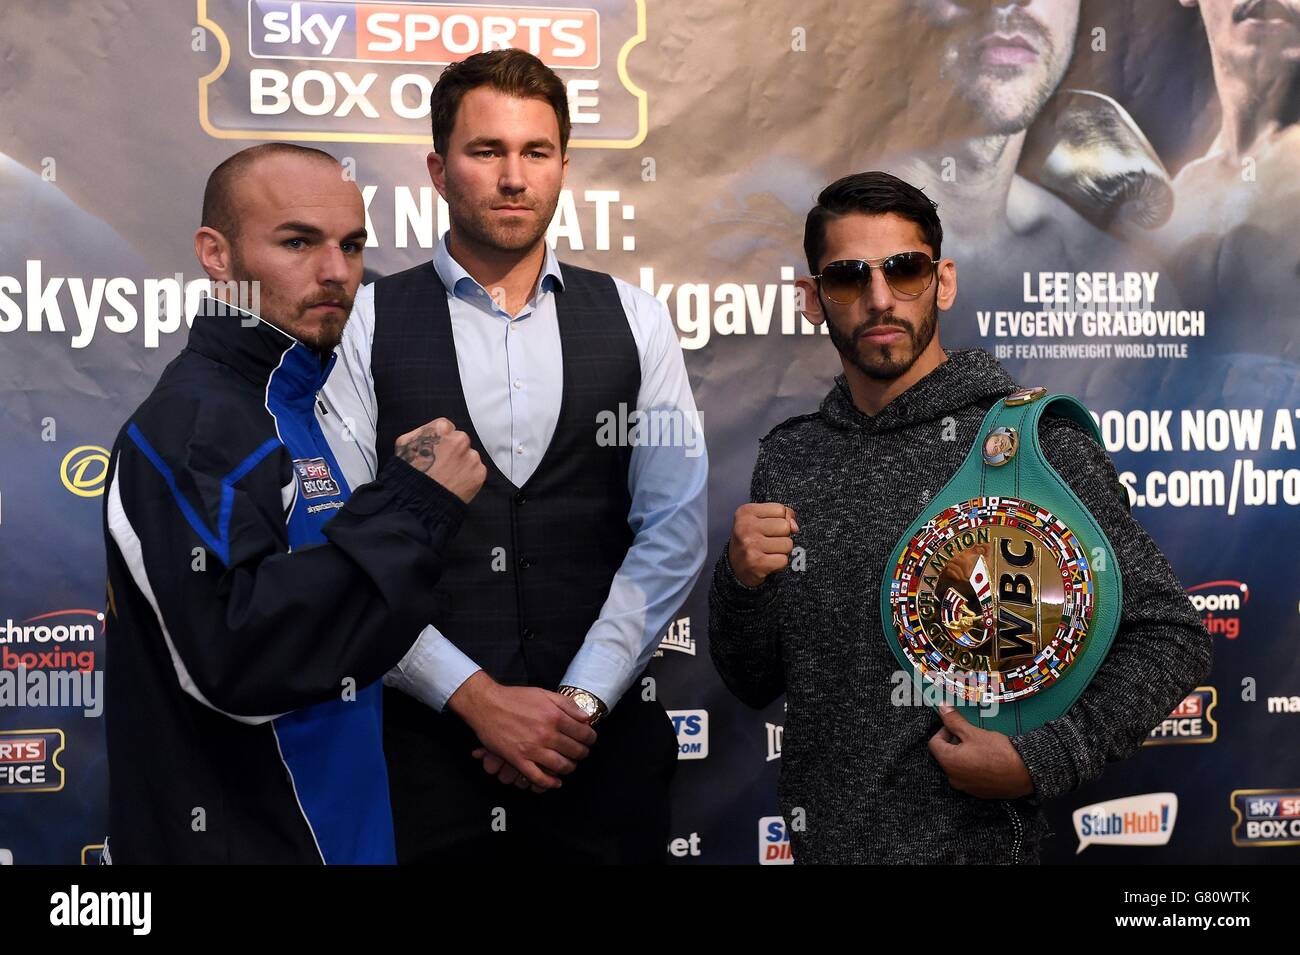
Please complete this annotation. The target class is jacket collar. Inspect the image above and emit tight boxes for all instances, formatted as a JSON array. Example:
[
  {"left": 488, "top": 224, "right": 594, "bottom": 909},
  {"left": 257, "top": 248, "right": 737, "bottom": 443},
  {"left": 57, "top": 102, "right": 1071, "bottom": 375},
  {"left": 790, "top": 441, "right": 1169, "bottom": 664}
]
[{"left": 186, "top": 296, "right": 335, "bottom": 403}]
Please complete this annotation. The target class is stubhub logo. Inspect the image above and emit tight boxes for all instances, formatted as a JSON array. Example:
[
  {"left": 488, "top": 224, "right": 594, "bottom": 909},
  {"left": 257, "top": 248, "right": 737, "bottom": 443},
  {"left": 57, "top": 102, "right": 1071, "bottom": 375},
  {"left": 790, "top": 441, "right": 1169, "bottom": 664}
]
[
  {"left": 1073, "top": 793, "right": 1178, "bottom": 853},
  {"left": 666, "top": 709, "right": 708, "bottom": 760},
  {"left": 759, "top": 816, "right": 793, "bottom": 865}
]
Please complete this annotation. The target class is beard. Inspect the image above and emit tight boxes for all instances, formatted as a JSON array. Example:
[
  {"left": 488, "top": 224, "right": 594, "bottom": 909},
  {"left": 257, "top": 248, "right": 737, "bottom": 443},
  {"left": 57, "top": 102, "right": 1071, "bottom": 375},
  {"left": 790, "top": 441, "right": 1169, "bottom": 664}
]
[
  {"left": 228, "top": 248, "right": 352, "bottom": 354},
  {"left": 443, "top": 175, "right": 559, "bottom": 254},
  {"left": 937, "top": 7, "right": 1071, "bottom": 135},
  {"left": 826, "top": 289, "right": 939, "bottom": 382}
]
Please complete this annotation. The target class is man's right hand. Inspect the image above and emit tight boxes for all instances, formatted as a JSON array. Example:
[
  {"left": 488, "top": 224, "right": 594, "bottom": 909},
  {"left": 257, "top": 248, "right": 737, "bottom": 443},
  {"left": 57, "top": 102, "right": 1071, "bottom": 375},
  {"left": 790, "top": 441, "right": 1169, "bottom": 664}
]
[
  {"left": 394, "top": 418, "right": 487, "bottom": 504},
  {"left": 727, "top": 502, "right": 799, "bottom": 588},
  {"left": 447, "top": 671, "right": 597, "bottom": 790}
]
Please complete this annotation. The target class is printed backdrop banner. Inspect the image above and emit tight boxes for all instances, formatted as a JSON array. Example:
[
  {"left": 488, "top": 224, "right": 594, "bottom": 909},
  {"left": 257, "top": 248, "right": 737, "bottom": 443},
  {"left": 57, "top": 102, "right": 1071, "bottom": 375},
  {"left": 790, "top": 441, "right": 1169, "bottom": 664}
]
[{"left": 1, "top": 0, "right": 1297, "bottom": 864}]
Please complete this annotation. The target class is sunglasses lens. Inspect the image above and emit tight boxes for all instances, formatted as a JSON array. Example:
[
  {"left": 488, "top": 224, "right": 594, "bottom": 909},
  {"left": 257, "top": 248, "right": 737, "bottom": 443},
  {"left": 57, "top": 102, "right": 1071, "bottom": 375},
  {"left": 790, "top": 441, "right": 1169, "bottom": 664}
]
[
  {"left": 821, "top": 261, "right": 869, "bottom": 304},
  {"left": 882, "top": 252, "right": 934, "bottom": 296}
]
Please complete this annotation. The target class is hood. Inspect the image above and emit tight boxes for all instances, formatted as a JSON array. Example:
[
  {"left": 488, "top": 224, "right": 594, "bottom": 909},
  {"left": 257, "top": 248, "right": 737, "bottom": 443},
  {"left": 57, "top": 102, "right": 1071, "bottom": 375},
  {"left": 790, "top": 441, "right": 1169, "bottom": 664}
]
[{"left": 819, "top": 348, "right": 1019, "bottom": 435}]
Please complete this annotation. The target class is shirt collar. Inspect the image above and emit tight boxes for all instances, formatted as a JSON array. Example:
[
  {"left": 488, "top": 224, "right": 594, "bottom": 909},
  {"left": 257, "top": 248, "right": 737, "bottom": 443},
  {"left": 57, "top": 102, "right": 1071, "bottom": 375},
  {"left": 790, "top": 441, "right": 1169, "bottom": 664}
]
[{"left": 432, "top": 231, "right": 564, "bottom": 317}]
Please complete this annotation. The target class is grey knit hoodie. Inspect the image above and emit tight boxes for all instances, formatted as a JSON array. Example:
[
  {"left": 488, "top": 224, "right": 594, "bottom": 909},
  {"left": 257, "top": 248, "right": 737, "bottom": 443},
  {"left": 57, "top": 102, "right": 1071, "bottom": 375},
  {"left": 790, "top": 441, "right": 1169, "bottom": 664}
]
[{"left": 708, "top": 348, "right": 1213, "bottom": 864}]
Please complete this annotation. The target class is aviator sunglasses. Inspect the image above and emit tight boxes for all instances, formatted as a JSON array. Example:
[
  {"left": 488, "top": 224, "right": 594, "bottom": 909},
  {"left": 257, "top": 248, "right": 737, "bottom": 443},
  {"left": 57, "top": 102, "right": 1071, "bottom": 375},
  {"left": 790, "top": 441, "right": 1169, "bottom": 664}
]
[{"left": 813, "top": 251, "right": 939, "bottom": 304}]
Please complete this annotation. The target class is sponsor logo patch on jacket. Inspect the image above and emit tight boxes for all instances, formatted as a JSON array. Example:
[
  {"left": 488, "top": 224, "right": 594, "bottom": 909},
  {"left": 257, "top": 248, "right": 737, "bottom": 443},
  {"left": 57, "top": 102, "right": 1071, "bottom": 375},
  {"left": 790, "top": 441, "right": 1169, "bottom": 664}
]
[{"left": 293, "top": 457, "right": 341, "bottom": 499}]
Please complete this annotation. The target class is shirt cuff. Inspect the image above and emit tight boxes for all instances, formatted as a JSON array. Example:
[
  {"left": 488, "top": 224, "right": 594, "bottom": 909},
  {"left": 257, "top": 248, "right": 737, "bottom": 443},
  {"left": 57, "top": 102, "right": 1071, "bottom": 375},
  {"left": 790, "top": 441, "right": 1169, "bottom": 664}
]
[
  {"left": 384, "top": 624, "right": 481, "bottom": 712},
  {"left": 559, "top": 648, "right": 624, "bottom": 715}
]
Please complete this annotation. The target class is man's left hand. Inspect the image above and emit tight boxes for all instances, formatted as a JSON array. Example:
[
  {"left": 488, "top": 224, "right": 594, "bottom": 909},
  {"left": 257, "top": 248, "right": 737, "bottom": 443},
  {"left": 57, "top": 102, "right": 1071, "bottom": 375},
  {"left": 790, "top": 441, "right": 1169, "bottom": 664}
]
[
  {"left": 928, "top": 704, "right": 1035, "bottom": 799},
  {"left": 471, "top": 747, "right": 555, "bottom": 794}
]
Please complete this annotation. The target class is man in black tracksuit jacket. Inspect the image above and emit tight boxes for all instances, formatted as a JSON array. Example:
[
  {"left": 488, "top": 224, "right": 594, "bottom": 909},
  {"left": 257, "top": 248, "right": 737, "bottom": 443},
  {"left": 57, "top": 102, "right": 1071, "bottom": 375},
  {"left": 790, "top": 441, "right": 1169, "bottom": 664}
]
[{"left": 102, "top": 145, "right": 483, "bottom": 863}]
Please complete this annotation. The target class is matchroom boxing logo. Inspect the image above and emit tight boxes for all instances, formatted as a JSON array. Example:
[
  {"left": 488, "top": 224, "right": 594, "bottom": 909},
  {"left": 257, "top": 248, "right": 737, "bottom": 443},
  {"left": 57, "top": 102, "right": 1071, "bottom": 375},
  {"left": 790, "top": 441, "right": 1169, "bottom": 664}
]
[
  {"left": 197, "top": 0, "right": 649, "bottom": 146},
  {"left": 1, "top": 609, "right": 103, "bottom": 662},
  {"left": 1187, "top": 579, "right": 1247, "bottom": 640}
]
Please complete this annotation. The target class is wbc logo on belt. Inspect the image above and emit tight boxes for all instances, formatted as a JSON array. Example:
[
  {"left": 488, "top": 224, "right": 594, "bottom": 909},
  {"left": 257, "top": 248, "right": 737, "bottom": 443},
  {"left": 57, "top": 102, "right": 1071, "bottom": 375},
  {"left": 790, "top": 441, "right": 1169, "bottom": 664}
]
[{"left": 888, "top": 495, "right": 1095, "bottom": 705}]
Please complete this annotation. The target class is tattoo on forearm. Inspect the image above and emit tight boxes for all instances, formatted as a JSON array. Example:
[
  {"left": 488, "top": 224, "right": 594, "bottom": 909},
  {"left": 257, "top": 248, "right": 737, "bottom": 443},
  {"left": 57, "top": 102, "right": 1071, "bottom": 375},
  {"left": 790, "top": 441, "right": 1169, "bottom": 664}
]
[{"left": 397, "top": 428, "right": 441, "bottom": 473}]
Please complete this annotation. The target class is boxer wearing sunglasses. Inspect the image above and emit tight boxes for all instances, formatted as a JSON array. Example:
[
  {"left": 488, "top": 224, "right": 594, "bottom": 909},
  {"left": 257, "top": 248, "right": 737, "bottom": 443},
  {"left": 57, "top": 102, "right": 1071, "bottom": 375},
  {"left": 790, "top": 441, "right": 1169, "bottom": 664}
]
[
  {"left": 798, "top": 202, "right": 955, "bottom": 401},
  {"left": 708, "top": 170, "right": 1211, "bottom": 864}
]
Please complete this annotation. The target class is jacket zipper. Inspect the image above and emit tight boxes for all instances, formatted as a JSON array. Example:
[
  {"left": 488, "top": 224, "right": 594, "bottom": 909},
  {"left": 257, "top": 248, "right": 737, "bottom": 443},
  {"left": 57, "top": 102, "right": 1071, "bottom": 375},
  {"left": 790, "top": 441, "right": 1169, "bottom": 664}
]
[{"left": 1000, "top": 800, "right": 1023, "bottom": 864}]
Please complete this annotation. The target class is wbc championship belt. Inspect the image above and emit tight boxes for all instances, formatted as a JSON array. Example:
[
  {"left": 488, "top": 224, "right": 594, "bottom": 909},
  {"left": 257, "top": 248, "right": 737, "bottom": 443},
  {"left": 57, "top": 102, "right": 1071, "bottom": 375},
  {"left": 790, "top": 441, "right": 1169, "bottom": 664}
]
[{"left": 881, "top": 388, "right": 1122, "bottom": 735}]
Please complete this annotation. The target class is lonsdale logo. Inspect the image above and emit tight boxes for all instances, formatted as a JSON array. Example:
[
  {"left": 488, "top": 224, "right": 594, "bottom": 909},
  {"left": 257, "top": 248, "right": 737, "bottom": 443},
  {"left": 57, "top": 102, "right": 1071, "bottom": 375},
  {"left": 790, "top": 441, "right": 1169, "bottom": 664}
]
[
  {"left": 197, "top": 0, "right": 648, "bottom": 147},
  {"left": 653, "top": 616, "right": 694, "bottom": 657},
  {"left": 888, "top": 496, "right": 1094, "bottom": 704}
]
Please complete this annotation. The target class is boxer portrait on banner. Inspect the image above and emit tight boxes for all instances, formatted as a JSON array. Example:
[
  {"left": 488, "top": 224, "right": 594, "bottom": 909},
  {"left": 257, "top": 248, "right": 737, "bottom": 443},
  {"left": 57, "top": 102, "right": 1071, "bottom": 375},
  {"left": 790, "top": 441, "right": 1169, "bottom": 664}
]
[
  {"left": 319, "top": 49, "right": 708, "bottom": 864},
  {"left": 701, "top": 0, "right": 1175, "bottom": 314},
  {"left": 103, "top": 144, "right": 484, "bottom": 863},
  {"left": 1158, "top": 0, "right": 1300, "bottom": 355},
  {"left": 880, "top": 1, "right": 1174, "bottom": 298},
  {"left": 708, "top": 171, "right": 1213, "bottom": 864}
]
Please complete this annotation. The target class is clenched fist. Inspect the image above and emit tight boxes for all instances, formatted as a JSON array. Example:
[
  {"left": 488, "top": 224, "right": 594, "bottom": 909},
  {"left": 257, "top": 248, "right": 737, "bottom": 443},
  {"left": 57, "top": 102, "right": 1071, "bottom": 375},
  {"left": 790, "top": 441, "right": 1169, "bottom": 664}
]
[
  {"left": 394, "top": 418, "right": 487, "bottom": 504},
  {"left": 727, "top": 502, "right": 799, "bottom": 588}
]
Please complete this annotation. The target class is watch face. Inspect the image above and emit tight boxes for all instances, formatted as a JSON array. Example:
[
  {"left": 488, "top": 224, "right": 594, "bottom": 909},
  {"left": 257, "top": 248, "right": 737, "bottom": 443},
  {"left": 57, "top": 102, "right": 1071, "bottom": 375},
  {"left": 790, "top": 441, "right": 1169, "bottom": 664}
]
[{"left": 576, "top": 694, "right": 598, "bottom": 716}]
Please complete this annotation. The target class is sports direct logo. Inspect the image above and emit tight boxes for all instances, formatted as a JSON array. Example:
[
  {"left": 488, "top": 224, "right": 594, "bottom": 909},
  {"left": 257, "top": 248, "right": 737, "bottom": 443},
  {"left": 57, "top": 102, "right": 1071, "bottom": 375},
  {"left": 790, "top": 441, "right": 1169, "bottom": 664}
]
[
  {"left": 1230, "top": 790, "right": 1300, "bottom": 847},
  {"left": 758, "top": 816, "right": 793, "bottom": 865},
  {"left": 666, "top": 709, "right": 707, "bottom": 760},
  {"left": 250, "top": 1, "right": 600, "bottom": 67},
  {"left": 1072, "top": 793, "right": 1177, "bottom": 853},
  {"left": 1187, "top": 579, "right": 1247, "bottom": 639}
]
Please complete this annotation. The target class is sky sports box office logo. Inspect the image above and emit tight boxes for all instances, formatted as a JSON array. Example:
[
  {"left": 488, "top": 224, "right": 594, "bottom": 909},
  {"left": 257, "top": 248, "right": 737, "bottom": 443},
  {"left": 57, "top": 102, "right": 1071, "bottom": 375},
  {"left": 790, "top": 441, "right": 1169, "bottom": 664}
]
[
  {"left": 197, "top": 0, "right": 648, "bottom": 145},
  {"left": 1230, "top": 790, "right": 1300, "bottom": 847},
  {"left": 1143, "top": 687, "right": 1217, "bottom": 746},
  {"left": 0, "top": 730, "right": 66, "bottom": 793}
]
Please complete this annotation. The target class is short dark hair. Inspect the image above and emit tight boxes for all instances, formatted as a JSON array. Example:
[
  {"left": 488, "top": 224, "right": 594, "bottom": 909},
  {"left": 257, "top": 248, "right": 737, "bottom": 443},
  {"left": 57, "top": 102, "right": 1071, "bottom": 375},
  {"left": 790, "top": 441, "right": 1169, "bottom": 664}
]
[
  {"left": 201, "top": 143, "right": 340, "bottom": 241},
  {"left": 429, "top": 49, "right": 570, "bottom": 156},
  {"left": 803, "top": 171, "right": 943, "bottom": 273}
]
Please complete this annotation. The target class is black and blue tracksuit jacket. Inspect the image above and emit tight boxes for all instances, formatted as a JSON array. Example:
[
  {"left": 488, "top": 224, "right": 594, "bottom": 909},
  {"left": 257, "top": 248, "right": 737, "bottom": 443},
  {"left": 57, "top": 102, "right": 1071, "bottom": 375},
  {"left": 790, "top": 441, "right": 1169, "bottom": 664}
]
[{"left": 102, "top": 297, "right": 464, "bottom": 863}]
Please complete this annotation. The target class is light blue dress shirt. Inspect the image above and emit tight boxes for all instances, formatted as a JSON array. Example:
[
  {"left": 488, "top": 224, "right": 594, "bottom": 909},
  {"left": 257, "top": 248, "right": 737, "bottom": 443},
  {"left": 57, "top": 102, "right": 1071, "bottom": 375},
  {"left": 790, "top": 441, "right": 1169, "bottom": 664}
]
[{"left": 318, "top": 233, "right": 708, "bottom": 712}]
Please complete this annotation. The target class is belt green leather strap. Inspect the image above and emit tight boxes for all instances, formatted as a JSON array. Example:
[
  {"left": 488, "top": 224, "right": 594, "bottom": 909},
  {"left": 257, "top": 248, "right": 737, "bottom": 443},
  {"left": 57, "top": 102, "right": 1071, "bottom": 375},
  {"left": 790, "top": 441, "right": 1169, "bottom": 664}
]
[{"left": 880, "top": 388, "right": 1123, "bottom": 735}]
